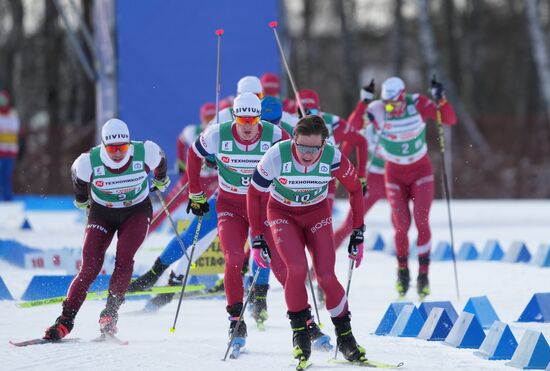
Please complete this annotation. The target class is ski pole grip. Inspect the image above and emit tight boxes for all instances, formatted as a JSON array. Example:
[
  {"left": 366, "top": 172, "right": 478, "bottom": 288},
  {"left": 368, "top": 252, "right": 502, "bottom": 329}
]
[
  {"left": 215, "top": 29, "right": 224, "bottom": 36},
  {"left": 269, "top": 21, "right": 278, "bottom": 28}
]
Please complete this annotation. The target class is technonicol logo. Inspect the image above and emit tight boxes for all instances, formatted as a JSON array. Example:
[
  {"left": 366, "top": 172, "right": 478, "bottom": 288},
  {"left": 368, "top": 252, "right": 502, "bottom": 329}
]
[
  {"left": 221, "top": 156, "right": 230, "bottom": 163},
  {"left": 95, "top": 180, "right": 104, "bottom": 187},
  {"left": 279, "top": 177, "right": 288, "bottom": 185}
]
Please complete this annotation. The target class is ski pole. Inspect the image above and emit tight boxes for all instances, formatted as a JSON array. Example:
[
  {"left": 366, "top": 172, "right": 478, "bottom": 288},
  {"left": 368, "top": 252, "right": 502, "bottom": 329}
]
[
  {"left": 151, "top": 187, "right": 192, "bottom": 262},
  {"left": 433, "top": 75, "right": 460, "bottom": 302},
  {"left": 169, "top": 214, "right": 203, "bottom": 333},
  {"left": 306, "top": 268, "right": 323, "bottom": 328},
  {"left": 215, "top": 29, "right": 224, "bottom": 124},
  {"left": 150, "top": 181, "right": 188, "bottom": 226},
  {"left": 333, "top": 257, "right": 356, "bottom": 360},
  {"left": 222, "top": 257, "right": 267, "bottom": 361},
  {"left": 269, "top": 21, "right": 306, "bottom": 116}
]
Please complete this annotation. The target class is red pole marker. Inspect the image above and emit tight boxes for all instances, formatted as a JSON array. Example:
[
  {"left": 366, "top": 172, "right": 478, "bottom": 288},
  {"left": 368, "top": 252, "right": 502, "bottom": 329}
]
[
  {"left": 215, "top": 29, "right": 224, "bottom": 36},
  {"left": 269, "top": 21, "right": 278, "bottom": 28}
]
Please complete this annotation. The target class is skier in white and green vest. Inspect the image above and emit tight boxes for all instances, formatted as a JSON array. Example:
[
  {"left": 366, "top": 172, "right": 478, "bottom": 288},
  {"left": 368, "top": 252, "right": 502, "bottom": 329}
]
[
  {"left": 368, "top": 76, "right": 457, "bottom": 298},
  {"left": 43, "top": 118, "right": 170, "bottom": 340}
]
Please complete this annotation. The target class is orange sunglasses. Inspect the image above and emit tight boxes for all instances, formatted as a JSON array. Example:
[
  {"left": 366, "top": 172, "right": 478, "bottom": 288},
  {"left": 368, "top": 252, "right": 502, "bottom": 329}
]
[
  {"left": 235, "top": 116, "right": 260, "bottom": 125},
  {"left": 105, "top": 143, "right": 130, "bottom": 154}
]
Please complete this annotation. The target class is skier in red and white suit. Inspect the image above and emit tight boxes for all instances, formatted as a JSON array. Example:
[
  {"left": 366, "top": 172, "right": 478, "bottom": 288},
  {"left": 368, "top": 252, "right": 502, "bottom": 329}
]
[
  {"left": 247, "top": 115, "right": 368, "bottom": 364},
  {"left": 186, "top": 92, "right": 292, "bottom": 347},
  {"left": 369, "top": 76, "right": 456, "bottom": 298}
]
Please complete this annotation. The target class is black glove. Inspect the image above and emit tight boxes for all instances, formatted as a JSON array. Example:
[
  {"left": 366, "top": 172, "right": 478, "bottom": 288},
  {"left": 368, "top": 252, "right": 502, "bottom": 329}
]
[
  {"left": 431, "top": 76, "right": 445, "bottom": 102},
  {"left": 348, "top": 224, "right": 365, "bottom": 254},
  {"left": 186, "top": 192, "right": 210, "bottom": 216},
  {"left": 361, "top": 79, "right": 375, "bottom": 103}
]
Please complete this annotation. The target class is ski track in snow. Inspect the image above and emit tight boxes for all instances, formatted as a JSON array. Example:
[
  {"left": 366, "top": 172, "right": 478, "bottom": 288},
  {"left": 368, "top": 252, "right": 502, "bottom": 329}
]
[{"left": 1, "top": 200, "right": 550, "bottom": 370}]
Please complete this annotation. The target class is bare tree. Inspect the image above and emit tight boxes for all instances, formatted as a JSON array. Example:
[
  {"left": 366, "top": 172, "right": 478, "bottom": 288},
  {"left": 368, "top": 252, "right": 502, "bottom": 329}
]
[
  {"left": 0, "top": 0, "right": 24, "bottom": 93},
  {"left": 390, "top": 0, "right": 404, "bottom": 75},
  {"left": 525, "top": 0, "right": 550, "bottom": 129},
  {"left": 417, "top": 0, "right": 492, "bottom": 159},
  {"left": 336, "top": 0, "right": 360, "bottom": 115}
]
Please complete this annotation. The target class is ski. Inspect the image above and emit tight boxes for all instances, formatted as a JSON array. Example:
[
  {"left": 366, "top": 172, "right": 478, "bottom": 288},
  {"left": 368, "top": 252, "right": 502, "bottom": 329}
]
[
  {"left": 9, "top": 338, "right": 80, "bottom": 347},
  {"left": 312, "top": 334, "right": 334, "bottom": 352},
  {"left": 16, "top": 284, "right": 206, "bottom": 308},
  {"left": 328, "top": 358, "right": 404, "bottom": 369},
  {"left": 92, "top": 333, "right": 128, "bottom": 346}
]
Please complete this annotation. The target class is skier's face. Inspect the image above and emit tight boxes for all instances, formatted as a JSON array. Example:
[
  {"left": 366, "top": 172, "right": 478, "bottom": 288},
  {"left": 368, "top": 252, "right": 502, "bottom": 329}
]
[
  {"left": 235, "top": 116, "right": 260, "bottom": 141},
  {"left": 294, "top": 134, "right": 324, "bottom": 166},
  {"left": 105, "top": 142, "right": 130, "bottom": 162}
]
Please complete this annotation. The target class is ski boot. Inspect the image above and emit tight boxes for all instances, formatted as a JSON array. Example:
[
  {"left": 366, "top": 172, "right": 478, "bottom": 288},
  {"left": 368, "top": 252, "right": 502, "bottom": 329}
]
[
  {"left": 143, "top": 271, "right": 183, "bottom": 312},
  {"left": 306, "top": 308, "right": 333, "bottom": 351},
  {"left": 208, "top": 278, "right": 224, "bottom": 294},
  {"left": 289, "top": 309, "right": 312, "bottom": 370},
  {"left": 417, "top": 273, "right": 430, "bottom": 299},
  {"left": 44, "top": 308, "right": 76, "bottom": 340},
  {"left": 227, "top": 302, "right": 247, "bottom": 357},
  {"left": 396, "top": 263, "right": 410, "bottom": 297},
  {"left": 127, "top": 257, "right": 169, "bottom": 292},
  {"left": 251, "top": 284, "right": 269, "bottom": 330},
  {"left": 417, "top": 255, "right": 430, "bottom": 299},
  {"left": 332, "top": 313, "right": 366, "bottom": 362},
  {"left": 99, "top": 294, "right": 124, "bottom": 335}
]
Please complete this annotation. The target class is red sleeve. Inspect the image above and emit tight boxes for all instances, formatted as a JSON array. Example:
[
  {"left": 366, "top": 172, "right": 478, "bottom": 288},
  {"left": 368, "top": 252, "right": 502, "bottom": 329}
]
[
  {"left": 186, "top": 147, "right": 204, "bottom": 194},
  {"left": 415, "top": 95, "right": 457, "bottom": 125},
  {"left": 281, "top": 129, "right": 290, "bottom": 141},
  {"left": 247, "top": 185, "right": 265, "bottom": 237},
  {"left": 332, "top": 154, "right": 364, "bottom": 228},
  {"left": 177, "top": 136, "right": 187, "bottom": 162},
  {"left": 347, "top": 100, "right": 367, "bottom": 131},
  {"left": 334, "top": 125, "right": 367, "bottom": 178}
]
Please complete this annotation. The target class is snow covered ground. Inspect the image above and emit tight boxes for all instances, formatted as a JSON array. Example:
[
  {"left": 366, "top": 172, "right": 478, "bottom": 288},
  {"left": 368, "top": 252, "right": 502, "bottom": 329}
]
[{"left": 1, "top": 199, "right": 550, "bottom": 371}]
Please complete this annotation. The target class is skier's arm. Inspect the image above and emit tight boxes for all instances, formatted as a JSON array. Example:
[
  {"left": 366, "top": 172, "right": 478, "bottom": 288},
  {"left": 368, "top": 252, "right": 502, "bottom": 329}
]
[
  {"left": 414, "top": 94, "right": 457, "bottom": 125},
  {"left": 187, "top": 125, "right": 219, "bottom": 194},
  {"left": 247, "top": 145, "right": 281, "bottom": 236},
  {"left": 347, "top": 100, "right": 367, "bottom": 131},
  {"left": 332, "top": 150, "right": 364, "bottom": 229},
  {"left": 144, "top": 141, "right": 167, "bottom": 181},
  {"left": 337, "top": 130, "right": 367, "bottom": 178},
  {"left": 71, "top": 153, "right": 92, "bottom": 203}
]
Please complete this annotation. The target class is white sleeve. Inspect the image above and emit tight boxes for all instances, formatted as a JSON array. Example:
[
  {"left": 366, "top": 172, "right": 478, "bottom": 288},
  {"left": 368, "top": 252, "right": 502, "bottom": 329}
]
[
  {"left": 144, "top": 140, "right": 163, "bottom": 169},
  {"left": 332, "top": 145, "right": 342, "bottom": 170},
  {"left": 252, "top": 143, "right": 282, "bottom": 192},
  {"left": 272, "top": 125, "right": 283, "bottom": 143},
  {"left": 72, "top": 153, "right": 92, "bottom": 182},
  {"left": 192, "top": 124, "right": 220, "bottom": 158},
  {"left": 182, "top": 125, "right": 198, "bottom": 146}
]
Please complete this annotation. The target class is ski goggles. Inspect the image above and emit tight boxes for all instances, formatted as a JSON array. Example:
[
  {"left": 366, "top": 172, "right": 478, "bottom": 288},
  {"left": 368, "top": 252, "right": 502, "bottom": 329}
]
[
  {"left": 294, "top": 142, "right": 323, "bottom": 155},
  {"left": 105, "top": 143, "right": 130, "bottom": 154},
  {"left": 235, "top": 116, "right": 261, "bottom": 125}
]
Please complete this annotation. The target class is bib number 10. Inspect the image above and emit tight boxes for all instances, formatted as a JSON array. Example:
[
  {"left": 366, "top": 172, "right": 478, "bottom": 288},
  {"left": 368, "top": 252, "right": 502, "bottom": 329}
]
[{"left": 294, "top": 194, "right": 311, "bottom": 203}]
